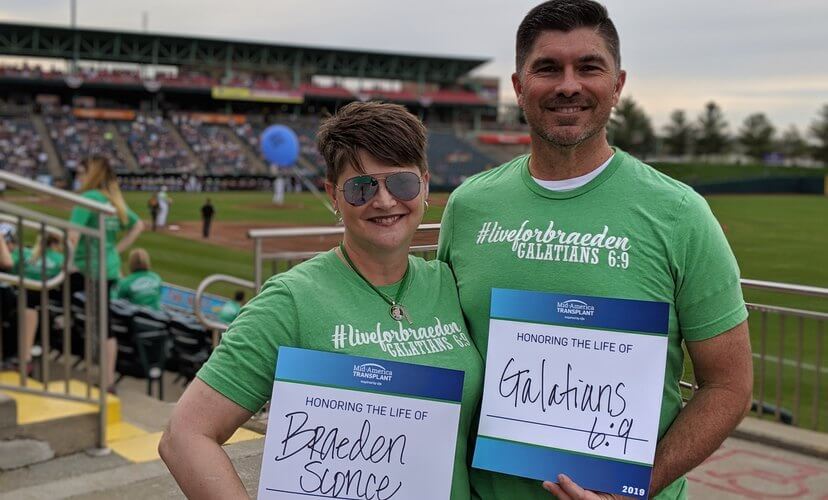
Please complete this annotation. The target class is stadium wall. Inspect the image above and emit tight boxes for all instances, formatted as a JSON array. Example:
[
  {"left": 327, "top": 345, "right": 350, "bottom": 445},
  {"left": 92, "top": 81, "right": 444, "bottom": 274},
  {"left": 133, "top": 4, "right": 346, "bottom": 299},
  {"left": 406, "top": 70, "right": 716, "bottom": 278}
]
[{"left": 693, "top": 176, "right": 825, "bottom": 195}]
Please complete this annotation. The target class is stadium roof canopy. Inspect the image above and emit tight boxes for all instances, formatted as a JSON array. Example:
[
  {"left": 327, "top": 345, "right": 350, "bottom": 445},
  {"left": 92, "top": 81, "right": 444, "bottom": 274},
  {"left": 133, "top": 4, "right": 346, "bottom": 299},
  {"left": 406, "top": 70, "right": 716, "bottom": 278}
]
[{"left": 0, "top": 22, "right": 489, "bottom": 85}]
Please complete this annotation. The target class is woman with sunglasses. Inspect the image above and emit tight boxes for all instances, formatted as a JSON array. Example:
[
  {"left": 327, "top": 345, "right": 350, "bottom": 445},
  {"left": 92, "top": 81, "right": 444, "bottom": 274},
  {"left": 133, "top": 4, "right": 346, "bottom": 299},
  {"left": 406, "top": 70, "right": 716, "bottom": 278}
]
[{"left": 160, "top": 102, "right": 484, "bottom": 500}]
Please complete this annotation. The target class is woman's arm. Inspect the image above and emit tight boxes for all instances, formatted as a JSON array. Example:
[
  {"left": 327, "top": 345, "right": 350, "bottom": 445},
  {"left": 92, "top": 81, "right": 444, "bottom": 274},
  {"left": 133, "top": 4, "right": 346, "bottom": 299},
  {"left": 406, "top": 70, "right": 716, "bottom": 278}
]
[
  {"left": 116, "top": 219, "right": 144, "bottom": 254},
  {"left": 159, "top": 378, "right": 255, "bottom": 499},
  {"left": 0, "top": 237, "right": 13, "bottom": 270}
]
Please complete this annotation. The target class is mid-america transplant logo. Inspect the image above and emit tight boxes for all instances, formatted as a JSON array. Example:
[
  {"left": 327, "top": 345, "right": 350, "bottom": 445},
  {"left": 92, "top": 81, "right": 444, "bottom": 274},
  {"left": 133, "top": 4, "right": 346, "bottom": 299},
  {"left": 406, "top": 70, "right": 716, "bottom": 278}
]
[
  {"left": 557, "top": 299, "right": 596, "bottom": 321},
  {"left": 352, "top": 363, "right": 393, "bottom": 387}
]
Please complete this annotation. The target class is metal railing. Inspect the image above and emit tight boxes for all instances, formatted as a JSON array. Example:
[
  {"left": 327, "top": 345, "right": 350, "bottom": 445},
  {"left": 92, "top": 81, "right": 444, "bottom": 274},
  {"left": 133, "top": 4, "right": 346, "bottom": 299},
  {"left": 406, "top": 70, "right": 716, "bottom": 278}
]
[
  {"left": 741, "top": 281, "right": 828, "bottom": 430},
  {"left": 0, "top": 170, "right": 114, "bottom": 450},
  {"left": 193, "top": 274, "right": 255, "bottom": 348},
  {"left": 247, "top": 223, "right": 441, "bottom": 290},
  {"left": 194, "top": 223, "right": 828, "bottom": 432}
]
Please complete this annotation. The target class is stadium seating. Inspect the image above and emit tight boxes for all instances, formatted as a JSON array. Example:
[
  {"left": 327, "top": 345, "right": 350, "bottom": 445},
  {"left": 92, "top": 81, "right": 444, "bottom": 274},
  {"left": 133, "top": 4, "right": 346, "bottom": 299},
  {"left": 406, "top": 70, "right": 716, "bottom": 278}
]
[
  {"left": 43, "top": 113, "right": 127, "bottom": 173},
  {"left": 167, "top": 315, "right": 211, "bottom": 384},
  {"left": 1, "top": 61, "right": 502, "bottom": 187},
  {"left": 116, "top": 115, "right": 197, "bottom": 173},
  {"left": 427, "top": 130, "right": 497, "bottom": 187},
  {"left": 2, "top": 109, "right": 500, "bottom": 188},
  {"left": 0, "top": 284, "right": 209, "bottom": 396},
  {"left": 115, "top": 305, "right": 171, "bottom": 399},
  {"left": 174, "top": 116, "right": 255, "bottom": 175},
  {"left": 0, "top": 116, "right": 49, "bottom": 178}
]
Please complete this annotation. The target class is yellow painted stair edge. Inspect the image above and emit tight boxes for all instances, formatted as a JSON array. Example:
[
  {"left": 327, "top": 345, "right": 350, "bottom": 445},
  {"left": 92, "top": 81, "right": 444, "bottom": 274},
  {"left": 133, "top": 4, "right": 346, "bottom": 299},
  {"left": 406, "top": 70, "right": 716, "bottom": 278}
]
[{"left": 0, "top": 371, "right": 121, "bottom": 425}]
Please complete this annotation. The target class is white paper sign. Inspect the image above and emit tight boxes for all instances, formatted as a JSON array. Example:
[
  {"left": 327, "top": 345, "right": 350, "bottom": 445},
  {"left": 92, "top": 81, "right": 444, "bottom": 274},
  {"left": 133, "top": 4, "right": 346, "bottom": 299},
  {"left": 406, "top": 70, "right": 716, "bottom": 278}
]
[
  {"left": 258, "top": 347, "right": 465, "bottom": 500},
  {"left": 472, "top": 289, "right": 670, "bottom": 498}
]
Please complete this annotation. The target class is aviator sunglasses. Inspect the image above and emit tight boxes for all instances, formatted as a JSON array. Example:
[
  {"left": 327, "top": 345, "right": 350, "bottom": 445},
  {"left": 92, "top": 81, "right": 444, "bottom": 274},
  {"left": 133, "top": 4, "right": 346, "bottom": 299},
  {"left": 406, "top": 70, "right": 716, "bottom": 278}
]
[{"left": 337, "top": 171, "right": 422, "bottom": 206}]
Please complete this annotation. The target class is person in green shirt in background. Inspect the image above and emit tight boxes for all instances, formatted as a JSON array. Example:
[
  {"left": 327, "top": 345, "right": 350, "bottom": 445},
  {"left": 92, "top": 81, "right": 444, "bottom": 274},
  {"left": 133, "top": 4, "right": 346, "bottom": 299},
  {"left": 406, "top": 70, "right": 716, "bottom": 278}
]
[
  {"left": 117, "top": 248, "right": 162, "bottom": 310},
  {"left": 0, "top": 229, "right": 64, "bottom": 371},
  {"left": 68, "top": 156, "right": 144, "bottom": 394},
  {"left": 217, "top": 290, "right": 244, "bottom": 324}
]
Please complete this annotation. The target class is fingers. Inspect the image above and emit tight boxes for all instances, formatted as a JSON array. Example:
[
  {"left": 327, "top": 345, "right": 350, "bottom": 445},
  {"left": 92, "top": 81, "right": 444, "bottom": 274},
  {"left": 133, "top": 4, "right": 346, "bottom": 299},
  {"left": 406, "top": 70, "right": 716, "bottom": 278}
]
[
  {"left": 558, "top": 474, "right": 590, "bottom": 498},
  {"left": 543, "top": 474, "right": 621, "bottom": 500},
  {"left": 542, "top": 474, "right": 589, "bottom": 499},
  {"left": 542, "top": 479, "right": 573, "bottom": 500}
]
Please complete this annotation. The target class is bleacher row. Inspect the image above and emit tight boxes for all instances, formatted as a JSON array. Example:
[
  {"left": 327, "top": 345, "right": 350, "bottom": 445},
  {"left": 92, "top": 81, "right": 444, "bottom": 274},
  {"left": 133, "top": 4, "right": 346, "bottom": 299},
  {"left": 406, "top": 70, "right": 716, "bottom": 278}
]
[
  {"left": 0, "top": 65, "right": 491, "bottom": 106},
  {"left": 0, "top": 112, "right": 498, "bottom": 187},
  {"left": 0, "top": 284, "right": 213, "bottom": 398}
]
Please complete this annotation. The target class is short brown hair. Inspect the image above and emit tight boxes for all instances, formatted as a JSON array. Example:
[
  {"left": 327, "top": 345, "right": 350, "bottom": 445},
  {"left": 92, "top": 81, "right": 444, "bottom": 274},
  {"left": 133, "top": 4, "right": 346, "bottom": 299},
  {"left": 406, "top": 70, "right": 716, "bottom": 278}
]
[
  {"left": 316, "top": 101, "right": 428, "bottom": 184},
  {"left": 128, "top": 248, "right": 151, "bottom": 273},
  {"left": 516, "top": 0, "right": 620, "bottom": 73}
]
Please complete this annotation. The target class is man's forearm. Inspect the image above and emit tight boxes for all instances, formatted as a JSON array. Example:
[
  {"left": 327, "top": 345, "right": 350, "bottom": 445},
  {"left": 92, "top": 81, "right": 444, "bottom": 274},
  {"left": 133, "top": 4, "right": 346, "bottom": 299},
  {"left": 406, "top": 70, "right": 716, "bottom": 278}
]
[
  {"left": 159, "top": 432, "right": 249, "bottom": 499},
  {"left": 648, "top": 384, "right": 751, "bottom": 495}
]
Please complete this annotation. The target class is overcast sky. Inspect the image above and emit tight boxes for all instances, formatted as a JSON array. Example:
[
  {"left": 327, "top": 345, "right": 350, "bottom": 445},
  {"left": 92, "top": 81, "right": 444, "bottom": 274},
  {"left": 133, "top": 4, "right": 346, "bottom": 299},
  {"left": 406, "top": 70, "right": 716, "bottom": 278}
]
[{"left": 2, "top": 0, "right": 828, "bottom": 134}]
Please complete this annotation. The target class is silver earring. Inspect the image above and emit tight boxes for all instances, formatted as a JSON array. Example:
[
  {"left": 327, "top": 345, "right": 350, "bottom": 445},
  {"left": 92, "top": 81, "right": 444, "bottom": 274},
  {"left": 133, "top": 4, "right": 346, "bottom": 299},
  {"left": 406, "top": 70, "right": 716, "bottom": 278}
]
[
  {"left": 424, "top": 200, "right": 430, "bottom": 212},
  {"left": 334, "top": 207, "right": 342, "bottom": 223}
]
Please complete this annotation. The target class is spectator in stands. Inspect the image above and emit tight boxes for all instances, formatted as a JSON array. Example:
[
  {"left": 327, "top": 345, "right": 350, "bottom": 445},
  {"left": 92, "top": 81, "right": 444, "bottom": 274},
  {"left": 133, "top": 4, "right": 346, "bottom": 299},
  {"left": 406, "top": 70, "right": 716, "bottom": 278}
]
[
  {"left": 0, "top": 117, "right": 47, "bottom": 179},
  {"left": 0, "top": 228, "right": 63, "bottom": 372},
  {"left": 68, "top": 156, "right": 144, "bottom": 394},
  {"left": 160, "top": 102, "right": 483, "bottom": 500},
  {"left": 116, "top": 249, "right": 162, "bottom": 311},
  {"left": 200, "top": 198, "right": 215, "bottom": 238},
  {"left": 437, "top": 2, "right": 752, "bottom": 499},
  {"left": 216, "top": 290, "right": 243, "bottom": 324}
]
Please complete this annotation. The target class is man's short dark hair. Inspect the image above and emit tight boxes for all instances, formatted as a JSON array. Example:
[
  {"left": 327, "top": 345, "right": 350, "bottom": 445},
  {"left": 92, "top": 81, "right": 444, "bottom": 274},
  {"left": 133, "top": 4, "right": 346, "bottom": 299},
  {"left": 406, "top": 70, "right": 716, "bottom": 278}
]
[
  {"left": 516, "top": 0, "right": 621, "bottom": 73},
  {"left": 316, "top": 101, "right": 428, "bottom": 185}
]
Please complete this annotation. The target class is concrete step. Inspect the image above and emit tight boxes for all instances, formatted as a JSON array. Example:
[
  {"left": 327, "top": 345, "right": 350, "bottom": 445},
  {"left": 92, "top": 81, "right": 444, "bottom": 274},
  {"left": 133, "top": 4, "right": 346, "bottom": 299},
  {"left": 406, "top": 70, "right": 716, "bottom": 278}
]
[
  {"left": 0, "top": 370, "right": 262, "bottom": 493},
  {"left": 0, "top": 392, "right": 17, "bottom": 436},
  {"left": 0, "top": 371, "right": 118, "bottom": 465},
  {"left": 0, "top": 439, "right": 55, "bottom": 471}
]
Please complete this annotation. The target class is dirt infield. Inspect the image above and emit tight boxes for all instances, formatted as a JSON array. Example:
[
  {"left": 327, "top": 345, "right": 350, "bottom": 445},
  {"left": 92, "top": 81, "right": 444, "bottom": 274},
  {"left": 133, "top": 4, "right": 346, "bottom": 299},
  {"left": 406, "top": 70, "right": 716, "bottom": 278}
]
[{"left": 168, "top": 220, "right": 440, "bottom": 253}]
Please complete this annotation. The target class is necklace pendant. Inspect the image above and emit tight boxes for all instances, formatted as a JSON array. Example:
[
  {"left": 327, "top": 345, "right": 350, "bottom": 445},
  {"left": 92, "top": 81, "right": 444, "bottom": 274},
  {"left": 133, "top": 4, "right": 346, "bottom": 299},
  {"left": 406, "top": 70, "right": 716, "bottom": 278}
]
[{"left": 390, "top": 304, "right": 411, "bottom": 324}]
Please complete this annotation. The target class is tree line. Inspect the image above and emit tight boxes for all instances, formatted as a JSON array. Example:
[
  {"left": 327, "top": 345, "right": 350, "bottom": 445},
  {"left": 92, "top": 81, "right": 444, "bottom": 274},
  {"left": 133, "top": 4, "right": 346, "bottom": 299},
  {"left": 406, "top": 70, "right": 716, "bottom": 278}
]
[{"left": 607, "top": 100, "right": 828, "bottom": 164}]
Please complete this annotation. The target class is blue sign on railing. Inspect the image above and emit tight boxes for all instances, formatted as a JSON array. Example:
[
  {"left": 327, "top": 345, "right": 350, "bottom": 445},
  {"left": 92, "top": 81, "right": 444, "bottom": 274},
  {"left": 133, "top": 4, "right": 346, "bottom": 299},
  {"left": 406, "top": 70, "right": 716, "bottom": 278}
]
[{"left": 160, "top": 283, "right": 229, "bottom": 322}]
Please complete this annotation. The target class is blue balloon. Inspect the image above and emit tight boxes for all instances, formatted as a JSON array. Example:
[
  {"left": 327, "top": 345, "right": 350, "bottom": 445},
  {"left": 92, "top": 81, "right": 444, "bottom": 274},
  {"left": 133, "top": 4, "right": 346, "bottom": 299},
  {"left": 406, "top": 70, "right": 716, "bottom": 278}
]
[{"left": 260, "top": 125, "right": 300, "bottom": 167}]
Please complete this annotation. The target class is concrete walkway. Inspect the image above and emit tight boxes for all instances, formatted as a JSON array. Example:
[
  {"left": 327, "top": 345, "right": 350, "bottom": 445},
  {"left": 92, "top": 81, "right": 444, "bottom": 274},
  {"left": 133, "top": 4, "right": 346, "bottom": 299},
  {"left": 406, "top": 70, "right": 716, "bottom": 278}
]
[{"left": 688, "top": 437, "right": 828, "bottom": 499}]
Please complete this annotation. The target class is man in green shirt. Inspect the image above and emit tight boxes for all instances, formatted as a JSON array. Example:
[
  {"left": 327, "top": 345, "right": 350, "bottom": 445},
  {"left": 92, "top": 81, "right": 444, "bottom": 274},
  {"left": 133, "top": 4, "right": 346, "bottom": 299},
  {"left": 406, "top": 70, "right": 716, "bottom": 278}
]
[
  {"left": 217, "top": 290, "right": 244, "bottom": 324},
  {"left": 117, "top": 248, "right": 163, "bottom": 310},
  {"left": 438, "top": 2, "right": 753, "bottom": 499}
]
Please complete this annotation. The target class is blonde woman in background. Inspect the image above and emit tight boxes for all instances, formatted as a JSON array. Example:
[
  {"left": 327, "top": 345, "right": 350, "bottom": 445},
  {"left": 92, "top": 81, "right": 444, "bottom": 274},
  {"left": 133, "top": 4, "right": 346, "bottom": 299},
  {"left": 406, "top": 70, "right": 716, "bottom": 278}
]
[{"left": 68, "top": 156, "right": 144, "bottom": 394}]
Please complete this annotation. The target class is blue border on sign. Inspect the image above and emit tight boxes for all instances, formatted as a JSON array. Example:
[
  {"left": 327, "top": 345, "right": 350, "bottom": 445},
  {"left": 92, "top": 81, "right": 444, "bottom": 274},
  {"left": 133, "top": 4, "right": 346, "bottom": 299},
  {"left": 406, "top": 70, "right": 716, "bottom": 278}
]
[
  {"left": 490, "top": 288, "right": 669, "bottom": 335},
  {"left": 472, "top": 436, "right": 651, "bottom": 498},
  {"left": 275, "top": 347, "right": 464, "bottom": 403}
]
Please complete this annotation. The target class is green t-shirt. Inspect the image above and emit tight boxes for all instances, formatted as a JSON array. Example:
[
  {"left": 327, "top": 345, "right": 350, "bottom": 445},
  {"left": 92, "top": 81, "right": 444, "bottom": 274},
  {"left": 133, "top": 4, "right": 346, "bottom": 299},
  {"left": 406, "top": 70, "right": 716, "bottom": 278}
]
[
  {"left": 438, "top": 150, "right": 747, "bottom": 500},
  {"left": 116, "top": 270, "right": 163, "bottom": 310},
  {"left": 198, "top": 250, "right": 484, "bottom": 500},
  {"left": 70, "top": 190, "right": 139, "bottom": 281},
  {"left": 12, "top": 248, "right": 64, "bottom": 281},
  {"left": 217, "top": 300, "right": 241, "bottom": 324}
]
